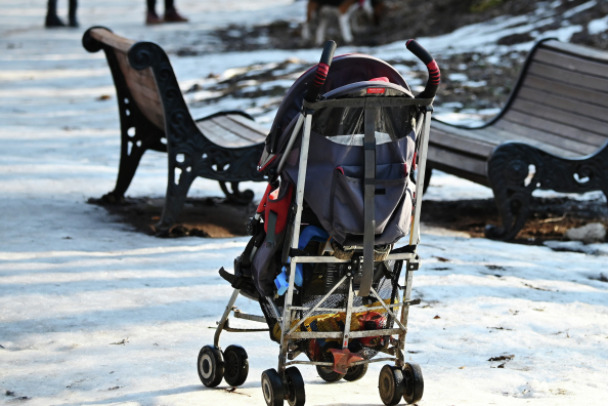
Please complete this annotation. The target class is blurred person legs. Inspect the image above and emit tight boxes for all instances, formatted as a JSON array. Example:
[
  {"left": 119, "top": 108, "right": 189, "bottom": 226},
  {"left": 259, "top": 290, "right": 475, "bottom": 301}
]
[
  {"left": 45, "top": 0, "right": 78, "bottom": 28},
  {"left": 146, "top": 0, "right": 162, "bottom": 24},
  {"left": 146, "top": 0, "right": 188, "bottom": 25},
  {"left": 68, "top": 0, "right": 78, "bottom": 27},
  {"left": 45, "top": 0, "right": 63, "bottom": 27},
  {"left": 163, "top": 0, "right": 188, "bottom": 23}
]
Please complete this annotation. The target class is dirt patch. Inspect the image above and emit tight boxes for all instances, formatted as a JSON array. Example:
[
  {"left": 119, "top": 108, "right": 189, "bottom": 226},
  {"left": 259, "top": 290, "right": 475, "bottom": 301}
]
[
  {"left": 421, "top": 196, "right": 608, "bottom": 244},
  {"left": 90, "top": 194, "right": 607, "bottom": 244},
  {"left": 88, "top": 197, "right": 257, "bottom": 238}
]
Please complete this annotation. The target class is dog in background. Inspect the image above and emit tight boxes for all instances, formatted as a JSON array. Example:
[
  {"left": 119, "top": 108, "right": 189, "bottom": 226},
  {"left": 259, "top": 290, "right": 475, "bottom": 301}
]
[{"left": 302, "top": 0, "right": 386, "bottom": 45}]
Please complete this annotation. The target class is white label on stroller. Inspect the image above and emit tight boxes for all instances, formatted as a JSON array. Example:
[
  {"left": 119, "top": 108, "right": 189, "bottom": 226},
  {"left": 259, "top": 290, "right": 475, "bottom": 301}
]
[{"left": 326, "top": 131, "right": 393, "bottom": 146}]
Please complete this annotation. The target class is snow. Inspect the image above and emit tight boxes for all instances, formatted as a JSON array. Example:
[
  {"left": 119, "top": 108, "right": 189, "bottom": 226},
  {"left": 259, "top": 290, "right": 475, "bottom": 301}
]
[{"left": 1, "top": 1, "right": 607, "bottom": 405}]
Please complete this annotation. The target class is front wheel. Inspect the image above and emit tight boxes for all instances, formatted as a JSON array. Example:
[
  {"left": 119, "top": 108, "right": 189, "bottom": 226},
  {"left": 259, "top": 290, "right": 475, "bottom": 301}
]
[
  {"left": 197, "top": 345, "right": 224, "bottom": 387},
  {"left": 261, "top": 368, "right": 285, "bottom": 406},
  {"left": 402, "top": 363, "right": 424, "bottom": 404},
  {"left": 285, "top": 366, "right": 306, "bottom": 406},
  {"left": 378, "top": 364, "right": 404, "bottom": 406},
  {"left": 223, "top": 345, "right": 249, "bottom": 387}
]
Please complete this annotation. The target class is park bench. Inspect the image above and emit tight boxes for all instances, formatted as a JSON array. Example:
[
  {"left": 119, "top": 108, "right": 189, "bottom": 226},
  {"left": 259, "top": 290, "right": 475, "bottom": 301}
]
[
  {"left": 428, "top": 38, "right": 608, "bottom": 240},
  {"left": 82, "top": 26, "right": 267, "bottom": 234}
]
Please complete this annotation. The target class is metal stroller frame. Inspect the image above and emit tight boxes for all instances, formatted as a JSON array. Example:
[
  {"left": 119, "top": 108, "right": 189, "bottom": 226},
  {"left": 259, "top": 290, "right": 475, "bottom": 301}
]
[{"left": 198, "top": 39, "right": 440, "bottom": 406}]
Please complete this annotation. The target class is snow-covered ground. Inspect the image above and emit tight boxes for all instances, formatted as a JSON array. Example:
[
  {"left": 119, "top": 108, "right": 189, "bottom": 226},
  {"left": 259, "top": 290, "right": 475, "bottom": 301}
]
[{"left": 1, "top": 1, "right": 607, "bottom": 405}]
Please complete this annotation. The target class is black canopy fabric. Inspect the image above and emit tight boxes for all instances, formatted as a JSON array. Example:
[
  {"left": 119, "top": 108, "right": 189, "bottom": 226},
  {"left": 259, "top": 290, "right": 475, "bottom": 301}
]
[{"left": 258, "top": 54, "right": 421, "bottom": 246}]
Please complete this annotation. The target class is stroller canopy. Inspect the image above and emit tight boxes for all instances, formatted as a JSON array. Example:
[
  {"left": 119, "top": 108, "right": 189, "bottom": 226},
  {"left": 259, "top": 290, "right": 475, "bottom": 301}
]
[
  {"left": 258, "top": 53, "right": 422, "bottom": 246},
  {"left": 264, "top": 53, "right": 414, "bottom": 157}
]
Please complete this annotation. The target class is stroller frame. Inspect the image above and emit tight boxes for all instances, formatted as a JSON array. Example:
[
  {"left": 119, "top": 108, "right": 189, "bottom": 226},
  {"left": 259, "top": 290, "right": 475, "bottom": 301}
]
[{"left": 199, "top": 40, "right": 440, "bottom": 406}]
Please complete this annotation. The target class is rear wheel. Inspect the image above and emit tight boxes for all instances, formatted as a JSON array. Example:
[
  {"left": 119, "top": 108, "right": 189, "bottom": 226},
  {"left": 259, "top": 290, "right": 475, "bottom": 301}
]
[
  {"left": 315, "top": 344, "right": 344, "bottom": 382},
  {"left": 285, "top": 366, "right": 306, "bottom": 406},
  {"left": 223, "top": 345, "right": 249, "bottom": 387},
  {"left": 344, "top": 363, "right": 368, "bottom": 382},
  {"left": 402, "top": 363, "right": 424, "bottom": 404},
  {"left": 378, "top": 364, "right": 404, "bottom": 406},
  {"left": 261, "top": 368, "right": 285, "bottom": 406},
  {"left": 316, "top": 364, "right": 344, "bottom": 382},
  {"left": 197, "top": 345, "right": 224, "bottom": 387}
]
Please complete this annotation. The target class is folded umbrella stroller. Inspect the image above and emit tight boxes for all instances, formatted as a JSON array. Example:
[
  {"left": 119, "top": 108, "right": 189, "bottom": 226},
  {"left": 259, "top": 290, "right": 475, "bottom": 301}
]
[{"left": 197, "top": 39, "right": 440, "bottom": 406}]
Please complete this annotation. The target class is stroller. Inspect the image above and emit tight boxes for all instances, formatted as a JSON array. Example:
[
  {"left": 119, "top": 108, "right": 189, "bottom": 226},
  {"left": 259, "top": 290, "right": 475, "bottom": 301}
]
[{"left": 197, "top": 39, "right": 440, "bottom": 406}]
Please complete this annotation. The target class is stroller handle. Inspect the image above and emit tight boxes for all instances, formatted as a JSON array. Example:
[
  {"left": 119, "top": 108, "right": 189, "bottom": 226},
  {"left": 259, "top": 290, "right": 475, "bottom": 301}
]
[
  {"left": 406, "top": 39, "right": 440, "bottom": 99},
  {"left": 304, "top": 40, "right": 337, "bottom": 103}
]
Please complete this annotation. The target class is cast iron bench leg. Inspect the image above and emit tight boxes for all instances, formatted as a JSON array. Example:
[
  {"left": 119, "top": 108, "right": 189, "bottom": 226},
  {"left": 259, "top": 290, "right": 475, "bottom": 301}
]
[
  {"left": 103, "top": 93, "right": 167, "bottom": 203},
  {"left": 486, "top": 143, "right": 543, "bottom": 240},
  {"left": 487, "top": 141, "right": 608, "bottom": 240},
  {"left": 220, "top": 182, "right": 255, "bottom": 204}
]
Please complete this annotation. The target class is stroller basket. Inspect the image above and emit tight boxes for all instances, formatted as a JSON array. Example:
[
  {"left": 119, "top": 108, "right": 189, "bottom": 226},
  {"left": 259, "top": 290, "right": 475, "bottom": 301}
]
[{"left": 197, "top": 39, "right": 440, "bottom": 406}]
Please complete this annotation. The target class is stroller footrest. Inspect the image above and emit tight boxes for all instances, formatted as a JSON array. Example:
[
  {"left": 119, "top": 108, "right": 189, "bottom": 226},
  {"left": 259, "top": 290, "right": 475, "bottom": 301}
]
[
  {"left": 233, "top": 310, "right": 267, "bottom": 324},
  {"left": 219, "top": 267, "right": 259, "bottom": 300}
]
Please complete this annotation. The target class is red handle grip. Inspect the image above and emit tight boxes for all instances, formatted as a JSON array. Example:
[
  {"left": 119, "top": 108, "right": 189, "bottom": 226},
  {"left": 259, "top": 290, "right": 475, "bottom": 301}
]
[
  {"left": 305, "top": 40, "right": 337, "bottom": 103},
  {"left": 406, "top": 39, "right": 440, "bottom": 99}
]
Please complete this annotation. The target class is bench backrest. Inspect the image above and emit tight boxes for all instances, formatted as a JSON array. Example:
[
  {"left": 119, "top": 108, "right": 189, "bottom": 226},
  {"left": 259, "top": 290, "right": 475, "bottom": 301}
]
[
  {"left": 85, "top": 27, "right": 175, "bottom": 133},
  {"left": 493, "top": 39, "right": 608, "bottom": 158},
  {"left": 114, "top": 46, "right": 166, "bottom": 131}
]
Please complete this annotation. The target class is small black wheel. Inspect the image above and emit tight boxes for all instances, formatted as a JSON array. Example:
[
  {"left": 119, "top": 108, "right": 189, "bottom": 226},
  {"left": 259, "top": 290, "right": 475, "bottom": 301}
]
[
  {"left": 285, "top": 366, "right": 306, "bottom": 406},
  {"left": 261, "top": 368, "right": 285, "bottom": 406},
  {"left": 315, "top": 346, "right": 344, "bottom": 382},
  {"left": 379, "top": 364, "right": 404, "bottom": 406},
  {"left": 223, "top": 345, "right": 249, "bottom": 387},
  {"left": 197, "top": 345, "right": 224, "bottom": 387},
  {"left": 402, "top": 363, "right": 424, "bottom": 404},
  {"left": 343, "top": 362, "right": 368, "bottom": 382},
  {"left": 315, "top": 364, "right": 344, "bottom": 382}
]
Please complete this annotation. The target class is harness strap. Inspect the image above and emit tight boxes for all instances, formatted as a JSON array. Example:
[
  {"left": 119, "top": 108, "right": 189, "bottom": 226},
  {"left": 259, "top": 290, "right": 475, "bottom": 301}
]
[{"left": 360, "top": 102, "right": 377, "bottom": 297}]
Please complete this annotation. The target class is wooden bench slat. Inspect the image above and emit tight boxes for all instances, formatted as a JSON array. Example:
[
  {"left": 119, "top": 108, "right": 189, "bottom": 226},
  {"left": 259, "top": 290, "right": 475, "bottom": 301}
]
[
  {"left": 492, "top": 118, "right": 600, "bottom": 157},
  {"left": 199, "top": 115, "right": 267, "bottom": 145},
  {"left": 500, "top": 110, "right": 606, "bottom": 149},
  {"left": 427, "top": 146, "right": 490, "bottom": 186},
  {"left": 542, "top": 39, "right": 608, "bottom": 63},
  {"left": 434, "top": 117, "right": 596, "bottom": 159},
  {"left": 506, "top": 97, "right": 608, "bottom": 141},
  {"left": 113, "top": 51, "right": 165, "bottom": 130},
  {"left": 521, "top": 75, "right": 608, "bottom": 115},
  {"left": 534, "top": 45, "right": 608, "bottom": 78},
  {"left": 430, "top": 121, "right": 496, "bottom": 156},
  {"left": 526, "top": 59, "right": 608, "bottom": 93},
  {"left": 90, "top": 28, "right": 134, "bottom": 54},
  {"left": 224, "top": 114, "right": 269, "bottom": 141},
  {"left": 197, "top": 117, "right": 263, "bottom": 148},
  {"left": 480, "top": 123, "right": 581, "bottom": 156}
]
